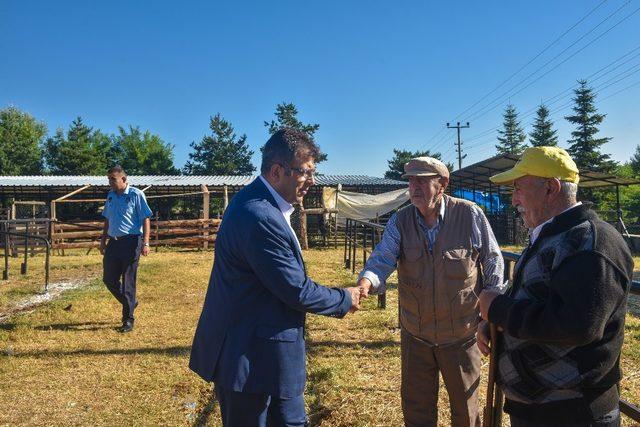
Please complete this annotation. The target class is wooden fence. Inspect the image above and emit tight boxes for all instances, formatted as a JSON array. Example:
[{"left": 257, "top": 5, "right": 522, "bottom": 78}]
[{"left": 51, "top": 218, "right": 221, "bottom": 250}]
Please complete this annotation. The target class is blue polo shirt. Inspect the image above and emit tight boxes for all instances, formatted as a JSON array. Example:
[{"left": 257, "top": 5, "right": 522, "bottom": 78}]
[{"left": 102, "top": 185, "right": 153, "bottom": 238}]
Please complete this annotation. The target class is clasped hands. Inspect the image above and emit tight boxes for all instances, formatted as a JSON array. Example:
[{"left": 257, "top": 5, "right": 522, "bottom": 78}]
[{"left": 344, "top": 277, "right": 373, "bottom": 313}]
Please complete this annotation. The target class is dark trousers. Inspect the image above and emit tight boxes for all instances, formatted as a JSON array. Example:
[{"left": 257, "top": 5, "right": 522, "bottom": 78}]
[
  {"left": 509, "top": 409, "right": 620, "bottom": 427},
  {"left": 102, "top": 235, "right": 141, "bottom": 322},
  {"left": 214, "top": 384, "right": 307, "bottom": 427},
  {"left": 401, "top": 329, "right": 482, "bottom": 427}
]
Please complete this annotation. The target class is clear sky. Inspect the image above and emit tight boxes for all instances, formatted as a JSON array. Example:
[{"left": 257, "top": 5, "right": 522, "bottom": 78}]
[{"left": 1, "top": 0, "right": 638, "bottom": 176}]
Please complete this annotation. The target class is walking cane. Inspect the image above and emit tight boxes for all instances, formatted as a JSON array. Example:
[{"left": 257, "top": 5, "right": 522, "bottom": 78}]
[{"left": 483, "top": 323, "right": 502, "bottom": 427}]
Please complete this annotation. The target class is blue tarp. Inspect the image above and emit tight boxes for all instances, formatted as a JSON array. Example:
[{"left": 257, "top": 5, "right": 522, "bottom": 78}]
[{"left": 453, "top": 189, "right": 505, "bottom": 214}]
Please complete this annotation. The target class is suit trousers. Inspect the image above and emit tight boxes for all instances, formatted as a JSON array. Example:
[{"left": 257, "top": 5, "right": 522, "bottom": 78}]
[
  {"left": 401, "top": 328, "right": 482, "bottom": 427},
  {"left": 102, "top": 235, "right": 141, "bottom": 322},
  {"left": 215, "top": 384, "right": 307, "bottom": 427}
]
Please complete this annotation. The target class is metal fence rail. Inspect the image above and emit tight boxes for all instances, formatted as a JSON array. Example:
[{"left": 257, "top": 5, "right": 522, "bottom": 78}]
[
  {"left": 343, "top": 218, "right": 386, "bottom": 308},
  {"left": 1, "top": 219, "right": 53, "bottom": 292}
]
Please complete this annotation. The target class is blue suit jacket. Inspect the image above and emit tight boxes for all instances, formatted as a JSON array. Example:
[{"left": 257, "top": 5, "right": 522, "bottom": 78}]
[{"left": 189, "top": 178, "right": 352, "bottom": 397}]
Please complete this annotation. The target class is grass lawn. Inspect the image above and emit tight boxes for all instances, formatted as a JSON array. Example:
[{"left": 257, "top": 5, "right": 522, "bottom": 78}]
[{"left": 0, "top": 248, "right": 638, "bottom": 426}]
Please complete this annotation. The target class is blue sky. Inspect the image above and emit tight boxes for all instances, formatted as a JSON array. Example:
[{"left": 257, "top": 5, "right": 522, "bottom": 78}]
[{"left": 1, "top": 0, "right": 638, "bottom": 176}]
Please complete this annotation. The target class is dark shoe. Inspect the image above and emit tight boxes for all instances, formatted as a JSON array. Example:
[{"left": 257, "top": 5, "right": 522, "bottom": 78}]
[{"left": 119, "top": 320, "right": 134, "bottom": 333}]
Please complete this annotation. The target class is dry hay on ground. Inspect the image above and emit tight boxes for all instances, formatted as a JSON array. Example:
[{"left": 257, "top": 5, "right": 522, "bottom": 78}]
[{"left": 0, "top": 248, "right": 638, "bottom": 426}]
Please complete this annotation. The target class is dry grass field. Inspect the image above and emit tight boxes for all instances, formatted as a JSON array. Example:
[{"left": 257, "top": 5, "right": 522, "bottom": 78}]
[{"left": 0, "top": 247, "right": 638, "bottom": 426}]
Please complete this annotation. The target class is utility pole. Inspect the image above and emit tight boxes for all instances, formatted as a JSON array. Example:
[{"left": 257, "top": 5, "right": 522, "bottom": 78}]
[{"left": 447, "top": 122, "right": 470, "bottom": 170}]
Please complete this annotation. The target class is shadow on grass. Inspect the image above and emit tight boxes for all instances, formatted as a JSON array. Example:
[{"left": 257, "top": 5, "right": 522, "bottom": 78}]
[
  {"left": 0, "top": 322, "right": 17, "bottom": 331},
  {"left": 306, "top": 339, "right": 398, "bottom": 356},
  {"left": 34, "top": 321, "right": 114, "bottom": 332},
  {"left": 193, "top": 385, "right": 217, "bottom": 427},
  {"left": 3, "top": 345, "right": 191, "bottom": 358}
]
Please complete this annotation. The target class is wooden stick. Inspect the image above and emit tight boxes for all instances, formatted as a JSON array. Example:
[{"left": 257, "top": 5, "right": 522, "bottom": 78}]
[
  {"left": 54, "top": 185, "right": 92, "bottom": 202},
  {"left": 483, "top": 323, "right": 499, "bottom": 427}
]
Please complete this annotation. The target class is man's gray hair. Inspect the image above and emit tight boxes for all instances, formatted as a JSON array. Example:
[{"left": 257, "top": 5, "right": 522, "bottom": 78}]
[{"left": 560, "top": 180, "right": 578, "bottom": 200}]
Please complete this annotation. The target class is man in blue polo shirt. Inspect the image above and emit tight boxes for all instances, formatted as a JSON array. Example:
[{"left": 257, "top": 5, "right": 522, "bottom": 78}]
[{"left": 100, "top": 166, "right": 153, "bottom": 333}]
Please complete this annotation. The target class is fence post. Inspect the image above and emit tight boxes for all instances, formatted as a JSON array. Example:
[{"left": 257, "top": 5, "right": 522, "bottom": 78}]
[
  {"left": 362, "top": 224, "right": 368, "bottom": 266},
  {"left": 351, "top": 222, "right": 357, "bottom": 274},
  {"left": 3, "top": 222, "right": 8, "bottom": 280},
  {"left": 344, "top": 219, "right": 350, "bottom": 268},
  {"left": 299, "top": 204, "right": 309, "bottom": 250},
  {"left": 201, "top": 185, "right": 210, "bottom": 250},
  {"left": 21, "top": 221, "right": 29, "bottom": 274}
]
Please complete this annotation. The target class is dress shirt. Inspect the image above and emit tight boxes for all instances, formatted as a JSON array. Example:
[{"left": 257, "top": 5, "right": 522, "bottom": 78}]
[
  {"left": 259, "top": 176, "right": 301, "bottom": 251},
  {"left": 359, "top": 197, "right": 505, "bottom": 294},
  {"left": 102, "top": 185, "right": 153, "bottom": 238},
  {"left": 529, "top": 202, "right": 582, "bottom": 245}
]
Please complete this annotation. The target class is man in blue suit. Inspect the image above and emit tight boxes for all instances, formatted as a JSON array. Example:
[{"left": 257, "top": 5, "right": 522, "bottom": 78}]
[{"left": 190, "top": 128, "right": 361, "bottom": 426}]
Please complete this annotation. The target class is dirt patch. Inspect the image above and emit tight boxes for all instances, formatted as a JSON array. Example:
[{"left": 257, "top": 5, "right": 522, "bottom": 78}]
[{"left": 0, "top": 279, "right": 88, "bottom": 323}]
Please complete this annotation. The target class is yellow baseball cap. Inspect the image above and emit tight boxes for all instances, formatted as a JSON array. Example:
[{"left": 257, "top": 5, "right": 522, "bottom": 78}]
[{"left": 490, "top": 146, "right": 579, "bottom": 184}]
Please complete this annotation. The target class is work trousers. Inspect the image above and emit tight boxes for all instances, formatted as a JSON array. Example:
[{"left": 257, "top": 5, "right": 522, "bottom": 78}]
[
  {"left": 401, "top": 329, "right": 482, "bottom": 427},
  {"left": 102, "top": 235, "right": 141, "bottom": 322}
]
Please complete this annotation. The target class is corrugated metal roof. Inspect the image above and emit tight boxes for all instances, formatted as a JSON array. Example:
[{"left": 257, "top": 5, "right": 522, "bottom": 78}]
[
  {"left": 449, "top": 154, "right": 640, "bottom": 192},
  {"left": 0, "top": 175, "right": 405, "bottom": 187}
]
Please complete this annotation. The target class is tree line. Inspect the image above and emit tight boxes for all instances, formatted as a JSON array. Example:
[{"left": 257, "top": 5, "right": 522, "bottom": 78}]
[
  {"left": 0, "top": 102, "right": 319, "bottom": 176},
  {"left": 386, "top": 79, "right": 640, "bottom": 183},
  {"left": 494, "top": 79, "right": 619, "bottom": 173}
]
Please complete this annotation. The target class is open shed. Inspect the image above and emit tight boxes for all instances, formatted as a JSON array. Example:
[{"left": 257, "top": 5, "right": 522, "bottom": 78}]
[
  {"left": 448, "top": 153, "right": 640, "bottom": 245},
  {"left": 0, "top": 174, "right": 406, "bottom": 249}
]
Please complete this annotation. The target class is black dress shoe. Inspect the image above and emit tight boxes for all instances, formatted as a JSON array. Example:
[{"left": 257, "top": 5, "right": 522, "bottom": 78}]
[{"left": 119, "top": 320, "right": 134, "bottom": 333}]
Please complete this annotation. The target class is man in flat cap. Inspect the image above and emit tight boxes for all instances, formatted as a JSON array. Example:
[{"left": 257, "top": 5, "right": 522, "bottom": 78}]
[
  {"left": 479, "top": 146, "right": 633, "bottom": 427},
  {"left": 357, "top": 156, "right": 505, "bottom": 426}
]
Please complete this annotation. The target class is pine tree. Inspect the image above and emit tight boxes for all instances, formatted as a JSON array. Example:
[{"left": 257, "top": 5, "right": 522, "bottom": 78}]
[
  {"left": 496, "top": 104, "right": 527, "bottom": 155},
  {"left": 183, "top": 114, "right": 255, "bottom": 175},
  {"left": 44, "top": 117, "right": 113, "bottom": 174},
  {"left": 529, "top": 105, "right": 558, "bottom": 147},
  {"left": 264, "top": 102, "right": 327, "bottom": 162},
  {"left": 565, "top": 80, "right": 615, "bottom": 172}
]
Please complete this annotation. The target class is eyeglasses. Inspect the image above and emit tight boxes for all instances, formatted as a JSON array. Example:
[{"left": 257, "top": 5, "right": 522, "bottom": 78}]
[{"left": 277, "top": 163, "right": 317, "bottom": 180}]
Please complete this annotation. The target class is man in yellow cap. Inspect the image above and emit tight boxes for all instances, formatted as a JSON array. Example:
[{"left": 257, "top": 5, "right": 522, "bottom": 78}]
[
  {"left": 358, "top": 156, "right": 505, "bottom": 427},
  {"left": 478, "top": 146, "right": 633, "bottom": 426}
]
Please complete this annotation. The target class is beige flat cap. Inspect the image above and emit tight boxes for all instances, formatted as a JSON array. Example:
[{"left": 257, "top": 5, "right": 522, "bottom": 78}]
[{"left": 402, "top": 156, "right": 449, "bottom": 179}]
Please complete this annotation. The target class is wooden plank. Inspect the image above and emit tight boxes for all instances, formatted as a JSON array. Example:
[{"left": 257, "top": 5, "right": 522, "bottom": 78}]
[
  {"left": 54, "top": 185, "right": 92, "bottom": 202},
  {"left": 53, "top": 228, "right": 220, "bottom": 240},
  {"left": 55, "top": 221, "right": 104, "bottom": 230},
  {"left": 53, "top": 235, "right": 216, "bottom": 249},
  {"left": 155, "top": 219, "right": 221, "bottom": 227},
  {"left": 620, "top": 399, "right": 640, "bottom": 423},
  {"left": 299, "top": 208, "right": 338, "bottom": 215},
  {"left": 52, "top": 230, "right": 103, "bottom": 239}
]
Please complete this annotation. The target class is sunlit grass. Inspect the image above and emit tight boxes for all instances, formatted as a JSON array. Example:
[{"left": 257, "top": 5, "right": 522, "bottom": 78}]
[{"left": 0, "top": 248, "right": 638, "bottom": 426}]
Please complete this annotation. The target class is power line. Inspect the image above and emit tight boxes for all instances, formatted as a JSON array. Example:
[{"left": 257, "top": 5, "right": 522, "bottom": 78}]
[
  {"left": 453, "top": 0, "right": 611, "bottom": 122},
  {"left": 419, "top": 1, "right": 639, "bottom": 161},
  {"left": 465, "top": 2, "right": 640, "bottom": 123},
  {"left": 462, "top": 45, "right": 640, "bottom": 145},
  {"left": 462, "top": 69, "right": 640, "bottom": 157}
]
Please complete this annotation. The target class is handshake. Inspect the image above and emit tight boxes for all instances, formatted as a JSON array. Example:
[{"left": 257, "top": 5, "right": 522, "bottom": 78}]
[{"left": 345, "top": 277, "right": 373, "bottom": 313}]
